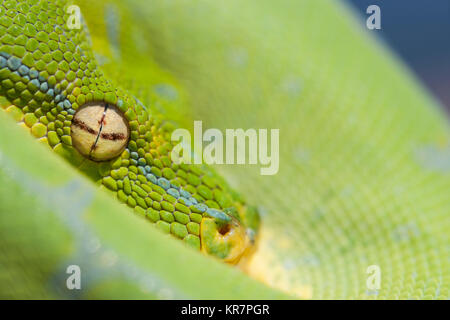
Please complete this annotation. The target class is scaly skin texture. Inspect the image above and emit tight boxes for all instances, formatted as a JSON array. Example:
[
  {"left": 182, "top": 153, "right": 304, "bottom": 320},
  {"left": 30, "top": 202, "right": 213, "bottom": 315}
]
[
  {"left": 0, "top": 0, "right": 259, "bottom": 263},
  {"left": 1, "top": 0, "right": 449, "bottom": 300}
]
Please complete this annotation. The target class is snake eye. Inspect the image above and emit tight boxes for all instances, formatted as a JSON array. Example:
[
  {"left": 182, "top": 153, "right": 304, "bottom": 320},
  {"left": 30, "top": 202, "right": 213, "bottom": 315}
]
[{"left": 71, "top": 102, "right": 129, "bottom": 161}]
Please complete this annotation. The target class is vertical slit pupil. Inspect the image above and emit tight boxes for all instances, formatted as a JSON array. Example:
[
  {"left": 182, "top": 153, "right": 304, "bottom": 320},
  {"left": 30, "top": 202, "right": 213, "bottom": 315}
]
[{"left": 89, "top": 103, "right": 109, "bottom": 156}]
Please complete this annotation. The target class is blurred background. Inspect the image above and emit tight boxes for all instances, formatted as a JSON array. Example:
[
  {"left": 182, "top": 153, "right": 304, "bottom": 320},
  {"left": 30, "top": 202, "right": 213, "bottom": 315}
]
[{"left": 346, "top": 0, "right": 450, "bottom": 113}]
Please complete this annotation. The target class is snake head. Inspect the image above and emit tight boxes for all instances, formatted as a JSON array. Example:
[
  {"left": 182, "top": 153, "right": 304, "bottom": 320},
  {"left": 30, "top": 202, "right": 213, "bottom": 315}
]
[
  {"left": 67, "top": 100, "right": 261, "bottom": 264},
  {"left": 0, "top": 1, "right": 261, "bottom": 265}
]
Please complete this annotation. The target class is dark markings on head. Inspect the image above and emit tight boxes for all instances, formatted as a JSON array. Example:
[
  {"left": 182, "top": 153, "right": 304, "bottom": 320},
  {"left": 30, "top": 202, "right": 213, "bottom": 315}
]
[
  {"left": 100, "top": 132, "right": 127, "bottom": 141},
  {"left": 72, "top": 118, "right": 98, "bottom": 135}
]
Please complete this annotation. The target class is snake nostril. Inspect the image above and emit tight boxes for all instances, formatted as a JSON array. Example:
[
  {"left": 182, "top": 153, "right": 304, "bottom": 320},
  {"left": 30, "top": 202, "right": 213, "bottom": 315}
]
[{"left": 218, "top": 224, "right": 231, "bottom": 236}]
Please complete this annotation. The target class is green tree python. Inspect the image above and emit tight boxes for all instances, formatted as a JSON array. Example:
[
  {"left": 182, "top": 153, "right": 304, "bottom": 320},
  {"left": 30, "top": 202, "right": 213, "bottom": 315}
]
[{"left": 0, "top": 0, "right": 448, "bottom": 299}]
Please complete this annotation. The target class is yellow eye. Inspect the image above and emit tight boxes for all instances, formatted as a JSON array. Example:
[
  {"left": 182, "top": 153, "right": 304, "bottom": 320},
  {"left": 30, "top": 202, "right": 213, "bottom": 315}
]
[{"left": 71, "top": 102, "right": 129, "bottom": 161}]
